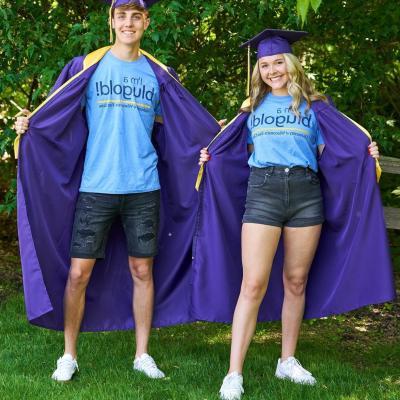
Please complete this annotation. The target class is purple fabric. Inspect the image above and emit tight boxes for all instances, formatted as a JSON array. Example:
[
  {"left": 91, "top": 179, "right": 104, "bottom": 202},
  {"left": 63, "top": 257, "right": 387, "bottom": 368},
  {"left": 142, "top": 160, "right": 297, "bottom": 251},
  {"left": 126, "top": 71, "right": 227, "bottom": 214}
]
[
  {"left": 48, "top": 57, "right": 85, "bottom": 95},
  {"left": 104, "top": 0, "right": 159, "bottom": 9},
  {"left": 258, "top": 37, "right": 292, "bottom": 58},
  {"left": 17, "top": 170, "right": 53, "bottom": 321},
  {"left": 193, "top": 101, "right": 395, "bottom": 321},
  {"left": 18, "top": 50, "right": 395, "bottom": 331},
  {"left": 18, "top": 53, "right": 220, "bottom": 331},
  {"left": 17, "top": 56, "right": 85, "bottom": 323}
]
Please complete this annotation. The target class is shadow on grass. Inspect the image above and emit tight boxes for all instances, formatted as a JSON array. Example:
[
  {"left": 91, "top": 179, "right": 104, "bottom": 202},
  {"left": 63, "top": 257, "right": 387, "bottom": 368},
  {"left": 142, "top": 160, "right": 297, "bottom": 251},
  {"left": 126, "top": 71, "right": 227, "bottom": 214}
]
[
  {"left": 1, "top": 294, "right": 399, "bottom": 399},
  {"left": 0, "top": 210, "right": 399, "bottom": 399}
]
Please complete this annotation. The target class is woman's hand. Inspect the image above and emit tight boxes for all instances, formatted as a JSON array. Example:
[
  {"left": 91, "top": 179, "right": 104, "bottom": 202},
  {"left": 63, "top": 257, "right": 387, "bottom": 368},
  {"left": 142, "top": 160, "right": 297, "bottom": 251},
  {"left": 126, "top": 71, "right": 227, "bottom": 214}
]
[
  {"left": 368, "top": 141, "right": 379, "bottom": 159},
  {"left": 218, "top": 119, "right": 227, "bottom": 128},
  {"left": 199, "top": 147, "right": 211, "bottom": 166}
]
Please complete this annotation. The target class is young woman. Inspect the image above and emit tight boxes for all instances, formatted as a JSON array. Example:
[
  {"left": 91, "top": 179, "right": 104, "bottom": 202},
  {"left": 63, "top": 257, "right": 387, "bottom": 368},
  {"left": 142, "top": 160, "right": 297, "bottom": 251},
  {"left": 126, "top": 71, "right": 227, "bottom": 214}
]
[{"left": 199, "top": 29, "right": 380, "bottom": 400}]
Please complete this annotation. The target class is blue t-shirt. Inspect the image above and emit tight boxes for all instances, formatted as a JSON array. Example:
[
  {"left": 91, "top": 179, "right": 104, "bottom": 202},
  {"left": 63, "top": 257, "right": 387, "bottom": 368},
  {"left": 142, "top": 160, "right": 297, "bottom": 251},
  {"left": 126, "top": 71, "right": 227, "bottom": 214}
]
[
  {"left": 247, "top": 93, "right": 324, "bottom": 172},
  {"left": 80, "top": 51, "right": 162, "bottom": 194}
]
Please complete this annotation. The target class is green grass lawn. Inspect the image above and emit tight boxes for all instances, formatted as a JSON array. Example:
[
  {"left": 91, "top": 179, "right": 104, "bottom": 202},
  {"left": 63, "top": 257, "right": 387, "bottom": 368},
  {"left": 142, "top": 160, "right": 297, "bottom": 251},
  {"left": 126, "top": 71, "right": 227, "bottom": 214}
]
[
  {"left": 0, "top": 217, "right": 399, "bottom": 400},
  {"left": 0, "top": 294, "right": 399, "bottom": 400}
]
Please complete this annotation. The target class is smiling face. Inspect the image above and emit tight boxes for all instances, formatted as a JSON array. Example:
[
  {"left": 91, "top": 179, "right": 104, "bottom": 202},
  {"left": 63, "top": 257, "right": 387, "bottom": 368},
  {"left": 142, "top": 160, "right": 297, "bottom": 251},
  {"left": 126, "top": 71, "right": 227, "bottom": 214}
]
[
  {"left": 112, "top": 7, "right": 150, "bottom": 47},
  {"left": 258, "top": 54, "right": 290, "bottom": 96}
]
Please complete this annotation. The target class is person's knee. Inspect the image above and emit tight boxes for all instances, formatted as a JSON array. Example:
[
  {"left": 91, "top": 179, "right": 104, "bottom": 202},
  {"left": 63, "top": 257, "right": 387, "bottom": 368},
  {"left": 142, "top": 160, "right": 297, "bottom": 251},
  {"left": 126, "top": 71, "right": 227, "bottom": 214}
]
[
  {"left": 68, "top": 265, "right": 91, "bottom": 289},
  {"left": 241, "top": 279, "right": 267, "bottom": 303},
  {"left": 129, "top": 259, "right": 153, "bottom": 283},
  {"left": 284, "top": 274, "right": 308, "bottom": 297}
]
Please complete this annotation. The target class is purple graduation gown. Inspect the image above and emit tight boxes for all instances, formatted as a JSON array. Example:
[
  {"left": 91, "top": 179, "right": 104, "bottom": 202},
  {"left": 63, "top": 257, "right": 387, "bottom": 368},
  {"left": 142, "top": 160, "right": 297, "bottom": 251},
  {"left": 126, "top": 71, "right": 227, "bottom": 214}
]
[
  {"left": 193, "top": 102, "right": 395, "bottom": 322},
  {"left": 17, "top": 47, "right": 395, "bottom": 331},
  {"left": 17, "top": 47, "right": 220, "bottom": 331}
]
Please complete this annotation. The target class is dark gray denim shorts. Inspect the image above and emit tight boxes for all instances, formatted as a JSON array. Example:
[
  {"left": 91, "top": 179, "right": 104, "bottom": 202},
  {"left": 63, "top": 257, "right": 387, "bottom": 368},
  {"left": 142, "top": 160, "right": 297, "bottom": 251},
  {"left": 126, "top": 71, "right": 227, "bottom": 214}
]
[
  {"left": 70, "top": 190, "right": 160, "bottom": 259},
  {"left": 243, "top": 166, "right": 324, "bottom": 228}
]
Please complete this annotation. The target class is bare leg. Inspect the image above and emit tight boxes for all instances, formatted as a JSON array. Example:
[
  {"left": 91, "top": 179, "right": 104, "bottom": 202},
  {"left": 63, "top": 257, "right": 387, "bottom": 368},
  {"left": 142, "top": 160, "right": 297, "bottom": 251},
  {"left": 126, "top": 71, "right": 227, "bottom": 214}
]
[
  {"left": 129, "top": 256, "right": 154, "bottom": 358},
  {"left": 281, "top": 225, "right": 322, "bottom": 360},
  {"left": 64, "top": 258, "right": 97, "bottom": 358},
  {"left": 228, "top": 223, "right": 282, "bottom": 374}
]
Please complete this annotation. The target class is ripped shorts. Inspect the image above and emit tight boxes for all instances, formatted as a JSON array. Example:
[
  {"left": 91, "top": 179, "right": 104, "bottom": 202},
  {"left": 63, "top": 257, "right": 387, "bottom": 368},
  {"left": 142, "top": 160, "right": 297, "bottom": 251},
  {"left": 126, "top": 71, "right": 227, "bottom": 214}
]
[{"left": 70, "top": 191, "right": 160, "bottom": 259}]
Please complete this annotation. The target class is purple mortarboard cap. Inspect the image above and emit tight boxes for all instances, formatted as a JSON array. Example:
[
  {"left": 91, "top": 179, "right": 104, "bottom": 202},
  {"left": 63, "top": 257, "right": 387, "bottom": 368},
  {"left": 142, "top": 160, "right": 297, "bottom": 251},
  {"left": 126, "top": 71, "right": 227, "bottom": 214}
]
[
  {"left": 240, "top": 29, "right": 308, "bottom": 59},
  {"left": 104, "top": 0, "right": 160, "bottom": 9}
]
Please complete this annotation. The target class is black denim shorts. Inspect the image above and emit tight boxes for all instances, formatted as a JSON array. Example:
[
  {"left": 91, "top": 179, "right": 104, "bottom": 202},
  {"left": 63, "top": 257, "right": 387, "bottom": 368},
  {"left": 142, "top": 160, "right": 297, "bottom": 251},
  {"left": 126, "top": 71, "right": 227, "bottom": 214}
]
[
  {"left": 243, "top": 166, "right": 324, "bottom": 228},
  {"left": 70, "top": 190, "right": 160, "bottom": 259}
]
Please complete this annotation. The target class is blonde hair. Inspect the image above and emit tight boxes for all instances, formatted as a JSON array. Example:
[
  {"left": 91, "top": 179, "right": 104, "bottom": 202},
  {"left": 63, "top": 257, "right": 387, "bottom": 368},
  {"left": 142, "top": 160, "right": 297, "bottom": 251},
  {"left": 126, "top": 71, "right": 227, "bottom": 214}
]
[{"left": 243, "top": 53, "right": 327, "bottom": 115}]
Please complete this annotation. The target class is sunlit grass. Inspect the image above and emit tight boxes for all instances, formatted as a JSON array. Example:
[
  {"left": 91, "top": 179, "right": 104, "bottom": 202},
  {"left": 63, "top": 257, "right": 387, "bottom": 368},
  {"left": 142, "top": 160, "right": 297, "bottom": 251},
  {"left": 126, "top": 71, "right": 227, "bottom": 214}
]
[{"left": 1, "top": 294, "right": 399, "bottom": 400}]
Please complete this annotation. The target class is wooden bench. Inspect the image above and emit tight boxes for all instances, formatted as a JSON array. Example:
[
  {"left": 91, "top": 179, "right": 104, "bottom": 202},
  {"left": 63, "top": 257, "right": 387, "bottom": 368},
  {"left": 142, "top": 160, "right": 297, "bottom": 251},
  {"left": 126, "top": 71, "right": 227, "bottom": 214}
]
[{"left": 380, "top": 156, "right": 400, "bottom": 230}]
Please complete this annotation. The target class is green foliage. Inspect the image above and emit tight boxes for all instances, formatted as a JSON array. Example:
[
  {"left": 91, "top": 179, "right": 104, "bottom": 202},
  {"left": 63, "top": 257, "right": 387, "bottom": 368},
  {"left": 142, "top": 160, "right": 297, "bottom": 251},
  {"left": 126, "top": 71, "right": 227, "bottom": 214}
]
[
  {"left": 1, "top": 0, "right": 400, "bottom": 210},
  {"left": 297, "top": 0, "right": 322, "bottom": 25},
  {"left": 297, "top": 0, "right": 310, "bottom": 25},
  {"left": 302, "top": 0, "right": 400, "bottom": 157},
  {"left": 310, "top": 0, "right": 322, "bottom": 12},
  {"left": 0, "top": 177, "right": 16, "bottom": 215}
]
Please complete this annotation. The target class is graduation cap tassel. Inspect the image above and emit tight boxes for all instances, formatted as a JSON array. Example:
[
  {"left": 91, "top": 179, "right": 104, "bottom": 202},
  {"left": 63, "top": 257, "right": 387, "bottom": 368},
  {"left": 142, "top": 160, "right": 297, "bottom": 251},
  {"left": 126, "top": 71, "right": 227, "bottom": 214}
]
[
  {"left": 246, "top": 44, "right": 251, "bottom": 97},
  {"left": 109, "top": 0, "right": 116, "bottom": 43}
]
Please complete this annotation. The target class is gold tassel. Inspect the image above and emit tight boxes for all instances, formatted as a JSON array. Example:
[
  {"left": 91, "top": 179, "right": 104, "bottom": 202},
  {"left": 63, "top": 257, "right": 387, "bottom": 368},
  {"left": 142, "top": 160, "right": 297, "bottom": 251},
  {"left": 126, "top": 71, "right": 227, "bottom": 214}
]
[
  {"left": 376, "top": 159, "right": 382, "bottom": 182},
  {"left": 246, "top": 45, "right": 251, "bottom": 97},
  {"left": 109, "top": 0, "right": 116, "bottom": 44},
  {"left": 195, "top": 164, "right": 204, "bottom": 191},
  {"left": 14, "top": 134, "right": 21, "bottom": 160}
]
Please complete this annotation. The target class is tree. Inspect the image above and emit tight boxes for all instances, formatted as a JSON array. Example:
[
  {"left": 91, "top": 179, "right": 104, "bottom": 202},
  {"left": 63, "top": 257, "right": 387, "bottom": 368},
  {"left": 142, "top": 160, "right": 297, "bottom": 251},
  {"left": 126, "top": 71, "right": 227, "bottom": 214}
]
[{"left": 1, "top": 0, "right": 399, "bottom": 212}]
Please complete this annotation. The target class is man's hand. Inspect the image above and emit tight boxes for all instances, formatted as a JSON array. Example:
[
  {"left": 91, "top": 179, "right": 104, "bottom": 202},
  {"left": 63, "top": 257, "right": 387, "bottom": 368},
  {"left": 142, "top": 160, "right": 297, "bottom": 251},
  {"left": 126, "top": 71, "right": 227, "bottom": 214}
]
[{"left": 14, "top": 109, "right": 31, "bottom": 135}]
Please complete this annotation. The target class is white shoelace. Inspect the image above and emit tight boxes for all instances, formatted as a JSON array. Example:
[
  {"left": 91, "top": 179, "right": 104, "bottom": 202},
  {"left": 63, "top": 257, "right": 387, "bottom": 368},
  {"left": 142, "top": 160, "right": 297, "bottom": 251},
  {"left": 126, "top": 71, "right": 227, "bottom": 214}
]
[
  {"left": 57, "top": 357, "right": 78, "bottom": 370},
  {"left": 287, "top": 357, "right": 311, "bottom": 376},
  {"left": 140, "top": 355, "right": 158, "bottom": 371}
]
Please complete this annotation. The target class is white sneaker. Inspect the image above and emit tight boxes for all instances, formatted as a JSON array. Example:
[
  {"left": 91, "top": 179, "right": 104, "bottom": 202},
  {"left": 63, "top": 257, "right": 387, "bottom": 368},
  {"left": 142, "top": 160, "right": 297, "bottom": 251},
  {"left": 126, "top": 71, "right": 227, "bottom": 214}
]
[
  {"left": 51, "top": 354, "right": 78, "bottom": 382},
  {"left": 275, "top": 356, "right": 316, "bottom": 385},
  {"left": 219, "top": 371, "right": 244, "bottom": 400},
  {"left": 133, "top": 353, "right": 165, "bottom": 379}
]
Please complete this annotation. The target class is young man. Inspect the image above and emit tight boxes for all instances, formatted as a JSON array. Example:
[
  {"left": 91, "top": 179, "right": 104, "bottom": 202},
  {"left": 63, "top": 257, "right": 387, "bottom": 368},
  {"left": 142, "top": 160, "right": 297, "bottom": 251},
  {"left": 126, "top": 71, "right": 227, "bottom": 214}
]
[{"left": 15, "top": 0, "right": 220, "bottom": 382}]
